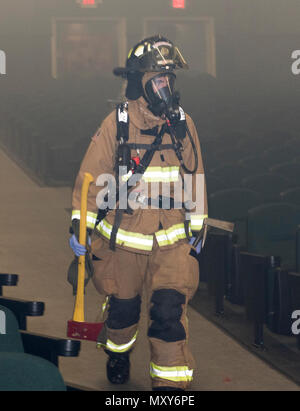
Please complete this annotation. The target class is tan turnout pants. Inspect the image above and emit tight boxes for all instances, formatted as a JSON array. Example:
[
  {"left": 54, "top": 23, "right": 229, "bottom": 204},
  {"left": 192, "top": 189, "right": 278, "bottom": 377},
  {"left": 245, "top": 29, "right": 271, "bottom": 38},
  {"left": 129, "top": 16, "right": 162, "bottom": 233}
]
[{"left": 91, "top": 235, "right": 199, "bottom": 390}]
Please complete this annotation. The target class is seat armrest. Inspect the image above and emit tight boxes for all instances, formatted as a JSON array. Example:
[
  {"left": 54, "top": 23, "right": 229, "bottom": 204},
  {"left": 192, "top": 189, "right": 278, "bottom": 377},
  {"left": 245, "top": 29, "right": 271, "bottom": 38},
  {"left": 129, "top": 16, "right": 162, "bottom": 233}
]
[
  {"left": 0, "top": 274, "right": 18, "bottom": 287},
  {"left": 0, "top": 297, "right": 45, "bottom": 330},
  {"left": 0, "top": 274, "right": 18, "bottom": 296},
  {"left": 20, "top": 330, "right": 81, "bottom": 367}
]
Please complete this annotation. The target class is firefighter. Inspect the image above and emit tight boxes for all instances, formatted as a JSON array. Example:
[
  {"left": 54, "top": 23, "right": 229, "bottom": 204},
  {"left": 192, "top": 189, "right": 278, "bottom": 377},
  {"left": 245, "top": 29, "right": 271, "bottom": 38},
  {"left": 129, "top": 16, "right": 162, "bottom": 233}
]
[{"left": 69, "top": 35, "right": 208, "bottom": 391}]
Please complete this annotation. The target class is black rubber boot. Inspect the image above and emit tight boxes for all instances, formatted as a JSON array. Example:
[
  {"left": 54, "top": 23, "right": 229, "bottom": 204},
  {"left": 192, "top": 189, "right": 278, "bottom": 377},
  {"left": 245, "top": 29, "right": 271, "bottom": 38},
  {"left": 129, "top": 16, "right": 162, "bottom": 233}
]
[{"left": 105, "top": 350, "right": 130, "bottom": 384}]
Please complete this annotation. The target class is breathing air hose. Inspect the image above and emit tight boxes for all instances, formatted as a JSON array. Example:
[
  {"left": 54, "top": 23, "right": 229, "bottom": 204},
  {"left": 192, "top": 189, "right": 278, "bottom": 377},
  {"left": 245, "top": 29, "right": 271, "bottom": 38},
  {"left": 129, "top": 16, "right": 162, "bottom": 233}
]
[{"left": 166, "top": 119, "right": 198, "bottom": 174}]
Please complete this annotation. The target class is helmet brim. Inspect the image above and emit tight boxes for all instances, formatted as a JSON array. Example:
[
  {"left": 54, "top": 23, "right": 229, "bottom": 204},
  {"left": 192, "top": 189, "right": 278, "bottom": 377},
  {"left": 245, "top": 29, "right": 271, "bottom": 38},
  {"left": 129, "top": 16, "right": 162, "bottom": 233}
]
[
  {"left": 113, "top": 67, "right": 129, "bottom": 78},
  {"left": 114, "top": 40, "right": 189, "bottom": 78}
]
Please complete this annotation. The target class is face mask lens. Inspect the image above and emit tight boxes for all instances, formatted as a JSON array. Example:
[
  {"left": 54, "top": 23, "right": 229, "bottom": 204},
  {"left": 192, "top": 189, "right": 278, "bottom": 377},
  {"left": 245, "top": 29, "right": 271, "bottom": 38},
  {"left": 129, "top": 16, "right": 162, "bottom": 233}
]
[
  {"left": 144, "top": 73, "right": 180, "bottom": 121},
  {"left": 145, "top": 74, "right": 175, "bottom": 105}
]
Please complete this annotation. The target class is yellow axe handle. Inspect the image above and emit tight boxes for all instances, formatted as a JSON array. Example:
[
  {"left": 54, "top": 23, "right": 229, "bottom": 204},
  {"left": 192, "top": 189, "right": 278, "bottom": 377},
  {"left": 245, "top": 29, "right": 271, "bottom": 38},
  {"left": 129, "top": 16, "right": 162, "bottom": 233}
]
[{"left": 73, "top": 172, "right": 94, "bottom": 322}]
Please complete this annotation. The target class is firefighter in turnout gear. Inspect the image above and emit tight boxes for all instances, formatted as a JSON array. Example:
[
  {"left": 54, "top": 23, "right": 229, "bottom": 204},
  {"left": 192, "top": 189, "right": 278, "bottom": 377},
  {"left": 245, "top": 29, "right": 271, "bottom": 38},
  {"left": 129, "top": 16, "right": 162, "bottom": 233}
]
[{"left": 69, "top": 35, "right": 208, "bottom": 391}]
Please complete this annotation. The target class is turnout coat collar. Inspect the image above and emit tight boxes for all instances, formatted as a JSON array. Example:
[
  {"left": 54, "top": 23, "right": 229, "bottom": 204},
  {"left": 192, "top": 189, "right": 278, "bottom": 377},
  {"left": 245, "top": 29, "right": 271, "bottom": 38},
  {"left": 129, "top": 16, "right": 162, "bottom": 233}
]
[{"left": 127, "top": 97, "right": 166, "bottom": 131}]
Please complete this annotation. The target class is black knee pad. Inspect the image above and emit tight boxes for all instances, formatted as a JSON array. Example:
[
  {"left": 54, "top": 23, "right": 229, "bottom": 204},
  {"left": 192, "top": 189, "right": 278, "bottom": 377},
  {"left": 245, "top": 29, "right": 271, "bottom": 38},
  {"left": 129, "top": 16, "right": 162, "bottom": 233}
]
[
  {"left": 106, "top": 295, "right": 141, "bottom": 330},
  {"left": 148, "top": 289, "right": 186, "bottom": 342}
]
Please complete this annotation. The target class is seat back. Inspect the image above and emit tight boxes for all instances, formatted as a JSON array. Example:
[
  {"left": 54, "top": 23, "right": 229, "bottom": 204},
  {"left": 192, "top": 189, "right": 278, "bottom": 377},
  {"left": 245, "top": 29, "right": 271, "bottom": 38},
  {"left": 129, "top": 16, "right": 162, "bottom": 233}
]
[
  {"left": 247, "top": 202, "right": 300, "bottom": 269},
  {"left": 270, "top": 162, "right": 300, "bottom": 187},
  {"left": 0, "top": 353, "right": 66, "bottom": 391},
  {"left": 280, "top": 187, "right": 300, "bottom": 207},
  {"left": 239, "top": 252, "right": 269, "bottom": 324},
  {"left": 238, "top": 155, "right": 267, "bottom": 175},
  {"left": 266, "top": 268, "right": 293, "bottom": 335},
  {"left": 242, "top": 173, "right": 291, "bottom": 202},
  {"left": 262, "top": 145, "right": 296, "bottom": 168},
  {"left": 211, "top": 163, "right": 252, "bottom": 189},
  {"left": 209, "top": 188, "right": 263, "bottom": 247},
  {"left": 236, "top": 136, "right": 272, "bottom": 156},
  {"left": 205, "top": 175, "right": 226, "bottom": 196},
  {"left": 199, "top": 231, "right": 234, "bottom": 314}
]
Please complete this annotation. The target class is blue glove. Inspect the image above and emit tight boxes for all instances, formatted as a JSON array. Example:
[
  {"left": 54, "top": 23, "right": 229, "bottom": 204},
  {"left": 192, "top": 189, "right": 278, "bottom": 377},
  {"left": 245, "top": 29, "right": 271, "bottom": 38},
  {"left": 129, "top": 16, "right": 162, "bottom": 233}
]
[
  {"left": 69, "top": 234, "right": 91, "bottom": 257},
  {"left": 189, "top": 237, "right": 202, "bottom": 255}
]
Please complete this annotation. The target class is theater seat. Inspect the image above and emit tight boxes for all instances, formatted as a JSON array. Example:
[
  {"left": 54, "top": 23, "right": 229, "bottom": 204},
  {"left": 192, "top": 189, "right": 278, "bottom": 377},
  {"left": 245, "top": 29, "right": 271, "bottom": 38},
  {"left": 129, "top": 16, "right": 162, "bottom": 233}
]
[
  {"left": 247, "top": 202, "right": 300, "bottom": 270},
  {"left": 205, "top": 175, "right": 226, "bottom": 196},
  {"left": 209, "top": 188, "right": 263, "bottom": 247},
  {"left": 280, "top": 187, "right": 300, "bottom": 207},
  {"left": 210, "top": 163, "right": 252, "bottom": 189},
  {"left": 242, "top": 173, "right": 291, "bottom": 203},
  {"left": 0, "top": 353, "right": 66, "bottom": 391},
  {"left": 236, "top": 136, "right": 273, "bottom": 156},
  {"left": 0, "top": 305, "right": 66, "bottom": 391},
  {"left": 238, "top": 155, "right": 267, "bottom": 175},
  {"left": 0, "top": 303, "right": 23, "bottom": 353},
  {"left": 263, "top": 130, "right": 294, "bottom": 146},
  {"left": 262, "top": 145, "right": 296, "bottom": 168},
  {"left": 293, "top": 156, "right": 300, "bottom": 164},
  {"left": 0, "top": 304, "right": 80, "bottom": 367},
  {"left": 270, "top": 162, "right": 300, "bottom": 187}
]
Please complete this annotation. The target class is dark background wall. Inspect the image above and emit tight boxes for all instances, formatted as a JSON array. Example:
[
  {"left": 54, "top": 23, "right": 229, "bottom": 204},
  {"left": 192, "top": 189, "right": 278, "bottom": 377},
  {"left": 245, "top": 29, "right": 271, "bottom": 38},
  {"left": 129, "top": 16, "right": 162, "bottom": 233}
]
[
  {"left": 1, "top": 0, "right": 300, "bottom": 135},
  {"left": 0, "top": 0, "right": 299, "bottom": 85}
]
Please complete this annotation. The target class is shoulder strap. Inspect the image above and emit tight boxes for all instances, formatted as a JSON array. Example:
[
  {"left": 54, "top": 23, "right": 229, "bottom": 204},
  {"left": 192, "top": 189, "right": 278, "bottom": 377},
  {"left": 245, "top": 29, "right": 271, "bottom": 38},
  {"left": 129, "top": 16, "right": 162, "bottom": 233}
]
[
  {"left": 109, "top": 124, "right": 167, "bottom": 251},
  {"left": 116, "top": 102, "right": 129, "bottom": 143},
  {"left": 128, "top": 143, "right": 175, "bottom": 151}
]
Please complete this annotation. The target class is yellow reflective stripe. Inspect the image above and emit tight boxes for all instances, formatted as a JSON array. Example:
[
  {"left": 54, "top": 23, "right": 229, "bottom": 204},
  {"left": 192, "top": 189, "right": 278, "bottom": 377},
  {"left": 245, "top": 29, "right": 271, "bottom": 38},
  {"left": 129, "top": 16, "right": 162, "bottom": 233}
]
[
  {"left": 190, "top": 214, "right": 208, "bottom": 231},
  {"left": 98, "top": 332, "right": 138, "bottom": 353},
  {"left": 96, "top": 219, "right": 153, "bottom": 251},
  {"left": 142, "top": 166, "right": 179, "bottom": 183},
  {"left": 150, "top": 362, "right": 193, "bottom": 382},
  {"left": 121, "top": 170, "right": 133, "bottom": 182},
  {"left": 102, "top": 296, "right": 109, "bottom": 315},
  {"left": 71, "top": 210, "right": 80, "bottom": 219},
  {"left": 155, "top": 223, "right": 190, "bottom": 246},
  {"left": 71, "top": 210, "right": 98, "bottom": 229},
  {"left": 134, "top": 45, "right": 145, "bottom": 57},
  {"left": 128, "top": 47, "right": 133, "bottom": 58}
]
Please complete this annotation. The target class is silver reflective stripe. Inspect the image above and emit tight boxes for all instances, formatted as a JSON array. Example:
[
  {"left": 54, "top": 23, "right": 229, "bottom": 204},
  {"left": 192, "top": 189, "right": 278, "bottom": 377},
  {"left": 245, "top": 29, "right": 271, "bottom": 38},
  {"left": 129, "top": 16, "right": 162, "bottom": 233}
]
[
  {"left": 150, "top": 362, "right": 193, "bottom": 382},
  {"left": 155, "top": 223, "right": 189, "bottom": 246},
  {"left": 102, "top": 296, "right": 109, "bottom": 315},
  {"left": 106, "top": 332, "right": 138, "bottom": 353},
  {"left": 97, "top": 219, "right": 153, "bottom": 251},
  {"left": 179, "top": 106, "right": 186, "bottom": 120},
  {"left": 156, "top": 228, "right": 185, "bottom": 244},
  {"left": 0, "top": 310, "right": 6, "bottom": 335},
  {"left": 142, "top": 167, "right": 179, "bottom": 182},
  {"left": 190, "top": 214, "right": 208, "bottom": 230},
  {"left": 118, "top": 107, "right": 128, "bottom": 123},
  {"left": 71, "top": 210, "right": 98, "bottom": 229}
]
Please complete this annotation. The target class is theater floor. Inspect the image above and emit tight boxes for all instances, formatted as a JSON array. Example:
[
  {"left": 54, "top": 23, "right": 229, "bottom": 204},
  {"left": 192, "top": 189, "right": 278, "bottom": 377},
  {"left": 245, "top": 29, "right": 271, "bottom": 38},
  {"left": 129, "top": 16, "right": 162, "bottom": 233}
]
[{"left": 0, "top": 148, "right": 299, "bottom": 391}]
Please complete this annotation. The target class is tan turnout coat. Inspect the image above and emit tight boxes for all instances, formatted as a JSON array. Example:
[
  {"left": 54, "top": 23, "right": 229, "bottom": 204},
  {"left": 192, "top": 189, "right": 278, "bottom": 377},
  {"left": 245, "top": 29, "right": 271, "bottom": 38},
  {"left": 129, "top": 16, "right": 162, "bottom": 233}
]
[{"left": 72, "top": 96, "right": 208, "bottom": 255}]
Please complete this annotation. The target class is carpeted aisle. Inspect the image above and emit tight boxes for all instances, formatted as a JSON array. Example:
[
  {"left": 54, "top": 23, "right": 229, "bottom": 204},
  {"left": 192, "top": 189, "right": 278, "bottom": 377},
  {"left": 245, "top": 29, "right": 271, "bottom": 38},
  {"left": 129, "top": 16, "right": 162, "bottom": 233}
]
[{"left": 0, "top": 148, "right": 299, "bottom": 391}]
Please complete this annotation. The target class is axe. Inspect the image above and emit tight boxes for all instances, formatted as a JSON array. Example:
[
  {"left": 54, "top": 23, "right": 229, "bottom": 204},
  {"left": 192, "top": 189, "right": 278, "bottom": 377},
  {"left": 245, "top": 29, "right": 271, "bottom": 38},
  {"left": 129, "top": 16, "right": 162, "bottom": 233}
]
[{"left": 67, "top": 172, "right": 103, "bottom": 342}]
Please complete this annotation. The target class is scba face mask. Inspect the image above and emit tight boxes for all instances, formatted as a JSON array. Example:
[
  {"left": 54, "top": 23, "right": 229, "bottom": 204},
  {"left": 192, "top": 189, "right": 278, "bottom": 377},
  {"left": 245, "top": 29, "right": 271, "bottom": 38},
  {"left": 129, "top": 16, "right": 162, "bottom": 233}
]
[{"left": 144, "top": 73, "right": 181, "bottom": 124}]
